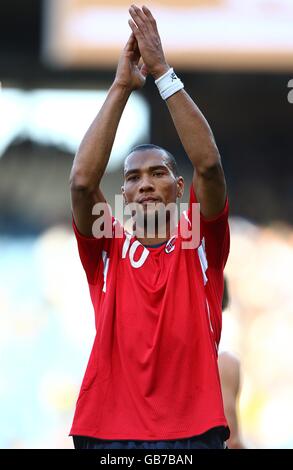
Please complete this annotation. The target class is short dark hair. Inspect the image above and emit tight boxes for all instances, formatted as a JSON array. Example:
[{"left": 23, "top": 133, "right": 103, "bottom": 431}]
[{"left": 125, "top": 144, "right": 179, "bottom": 177}]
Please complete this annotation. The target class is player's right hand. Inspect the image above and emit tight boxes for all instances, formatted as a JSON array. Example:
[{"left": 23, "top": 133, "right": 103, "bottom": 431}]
[{"left": 114, "top": 33, "right": 148, "bottom": 91}]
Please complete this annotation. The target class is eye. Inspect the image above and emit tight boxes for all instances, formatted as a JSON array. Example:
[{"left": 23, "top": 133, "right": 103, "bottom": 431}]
[
  {"left": 153, "top": 171, "right": 164, "bottom": 177},
  {"left": 127, "top": 175, "right": 139, "bottom": 182}
]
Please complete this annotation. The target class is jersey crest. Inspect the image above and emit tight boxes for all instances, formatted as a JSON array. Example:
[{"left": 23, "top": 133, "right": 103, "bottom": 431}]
[{"left": 165, "top": 236, "right": 176, "bottom": 254}]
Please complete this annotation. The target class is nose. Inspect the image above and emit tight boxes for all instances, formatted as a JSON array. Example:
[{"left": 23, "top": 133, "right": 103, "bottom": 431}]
[{"left": 138, "top": 175, "right": 155, "bottom": 193}]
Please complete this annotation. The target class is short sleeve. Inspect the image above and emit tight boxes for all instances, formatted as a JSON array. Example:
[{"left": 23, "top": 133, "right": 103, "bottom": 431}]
[
  {"left": 189, "top": 185, "right": 230, "bottom": 270},
  {"left": 72, "top": 215, "right": 112, "bottom": 285}
]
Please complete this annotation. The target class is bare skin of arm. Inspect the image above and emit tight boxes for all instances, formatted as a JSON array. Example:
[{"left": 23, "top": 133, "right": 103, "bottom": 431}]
[
  {"left": 218, "top": 351, "right": 246, "bottom": 449},
  {"left": 69, "top": 33, "right": 148, "bottom": 236},
  {"left": 128, "top": 4, "right": 226, "bottom": 219}
]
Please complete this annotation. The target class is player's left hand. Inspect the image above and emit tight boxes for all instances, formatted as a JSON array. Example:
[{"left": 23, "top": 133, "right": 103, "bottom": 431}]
[
  {"left": 115, "top": 32, "right": 149, "bottom": 91},
  {"left": 128, "top": 4, "right": 170, "bottom": 80}
]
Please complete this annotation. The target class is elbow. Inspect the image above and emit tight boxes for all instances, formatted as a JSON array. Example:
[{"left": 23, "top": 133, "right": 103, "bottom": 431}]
[
  {"left": 69, "top": 172, "right": 88, "bottom": 191},
  {"left": 196, "top": 160, "right": 224, "bottom": 180},
  {"left": 193, "top": 141, "right": 223, "bottom": 178},
  {"left": 69, "top": 167, "right": 101, "bottom": 192}
]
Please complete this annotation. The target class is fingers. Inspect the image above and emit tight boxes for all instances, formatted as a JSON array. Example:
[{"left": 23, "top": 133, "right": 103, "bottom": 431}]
[
  {"left": 130, "top": 4, "right": 146, "bottom": 22},
  {"left": 129, "top": 7, "right": 145, "bottom": 34},
  {"left": 128, "top": 18, "right": 139, "bottom": 33},
  {"left": 129, "top": 4, "right": 156, "bottom": 33},
  {"left": 124, "top": 32, "right": 135, "bottom": 51},
  {"left": 142, "top": 5, "right": 156, "bottom": 23},
  {"left": 142, "top": 5, "right": 158, "bottom": 31},
  {"left": 132, "top": 34, "right": 141, "bottom": 64},
  {"left": 124, "top": 30, "right": 140, "bottom": 56},
  {"left": 128, "top": 18, "right": 142, "bottom": 44}
]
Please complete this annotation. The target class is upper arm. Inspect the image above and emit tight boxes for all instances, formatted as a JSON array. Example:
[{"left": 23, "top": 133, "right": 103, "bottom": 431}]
[
  {"left": 192, "top": 162, "right": 227, "bottom": 219},
  {"left": 70, "top": 185, "right": 106, "bottom": 237},
  {"left": 71, "top": 185, "right": 114, "bottom": 285}
]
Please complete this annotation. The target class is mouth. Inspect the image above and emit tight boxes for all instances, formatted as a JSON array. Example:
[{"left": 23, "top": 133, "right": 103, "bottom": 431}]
[{"left": 138, "top": 197, "right": 160, "bottom": 204}]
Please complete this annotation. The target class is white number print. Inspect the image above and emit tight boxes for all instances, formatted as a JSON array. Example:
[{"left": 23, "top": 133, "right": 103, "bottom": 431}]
[
  {"left": 102, "top": 250, "right": 109, "bottom": 293},
  {"left": 122, "top": 236, "right": 149, "bottom": 268},
  {"left": 102, "top": 237, "right": 150, "bottom": 294}
]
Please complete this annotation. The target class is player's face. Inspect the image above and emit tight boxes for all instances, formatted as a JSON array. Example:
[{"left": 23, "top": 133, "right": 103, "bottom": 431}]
[{"left": 122, "top": 149, "right": 181, "bottom": 209}]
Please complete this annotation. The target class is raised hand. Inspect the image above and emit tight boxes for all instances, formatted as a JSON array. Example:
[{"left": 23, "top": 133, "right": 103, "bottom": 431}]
[
  {"left": 128, "top": 4, "right": 169, "bottom": 80},
  {"left": 115, "top": 32, "right": 148, "bottom": 91}
]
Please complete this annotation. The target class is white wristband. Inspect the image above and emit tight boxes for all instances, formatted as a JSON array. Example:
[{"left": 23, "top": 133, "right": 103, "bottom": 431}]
[{"left": 155, "top": 67, "right": 184, "bottom": 100}]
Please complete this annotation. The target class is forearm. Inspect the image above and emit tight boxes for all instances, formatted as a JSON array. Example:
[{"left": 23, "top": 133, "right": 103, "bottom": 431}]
[
  {"left": 70, "top": 82, "right": 131, "bottom": 190},
  {"left": 165, "top": 89, "right": 221, "bottom": 174},
  {"left": 127, "top": 4, "right": 226, "bottom": 217}
]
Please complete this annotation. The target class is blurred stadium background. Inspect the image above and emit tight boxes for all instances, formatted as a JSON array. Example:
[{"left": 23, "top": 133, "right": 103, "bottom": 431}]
[{"left": 0, "top": 0, "right": 293, "bottom": 448}]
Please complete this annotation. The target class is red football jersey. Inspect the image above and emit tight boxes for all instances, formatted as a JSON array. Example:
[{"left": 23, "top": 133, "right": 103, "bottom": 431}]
[{"left": 70, "top": 185, "right": 230, "bottom": 440}]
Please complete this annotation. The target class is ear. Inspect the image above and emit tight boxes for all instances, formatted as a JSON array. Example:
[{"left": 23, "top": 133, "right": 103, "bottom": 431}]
[
  {"left": 121, "top": 186, "right": 127, "bottom": 204},
  {"left": 176, "top": 176, "right": 184, "bottom": 199}
]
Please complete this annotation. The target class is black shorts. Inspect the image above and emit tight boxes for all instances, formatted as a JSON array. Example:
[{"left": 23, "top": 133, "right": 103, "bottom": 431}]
[{"left": 73, "top": 426, "right": 227, "bottom": 449}]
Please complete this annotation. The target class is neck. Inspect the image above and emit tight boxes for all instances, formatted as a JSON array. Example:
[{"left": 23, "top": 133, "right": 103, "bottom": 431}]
[
  {"left": 135, "top": 220, "right": 172, "bottom": 246},
  {"left": 137, "top": 234, "right": 169, "bottom": 246}
]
